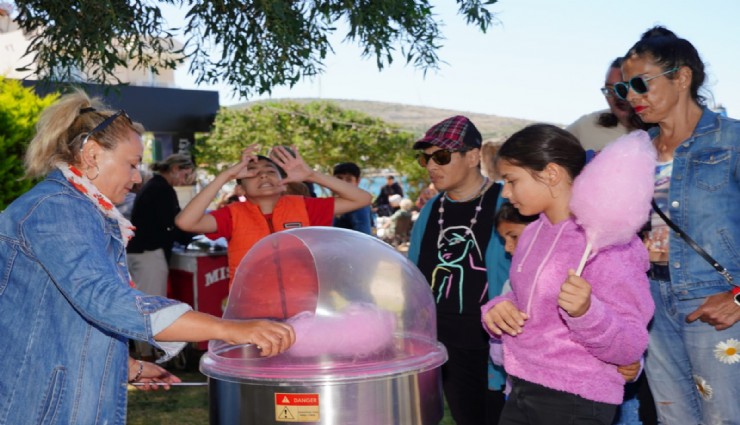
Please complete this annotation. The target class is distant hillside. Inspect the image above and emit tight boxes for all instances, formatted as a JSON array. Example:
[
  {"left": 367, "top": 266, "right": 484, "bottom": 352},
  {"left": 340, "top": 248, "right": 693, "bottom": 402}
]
[{"left": 236, "top": 98, "right": 535, "bottom": 142}]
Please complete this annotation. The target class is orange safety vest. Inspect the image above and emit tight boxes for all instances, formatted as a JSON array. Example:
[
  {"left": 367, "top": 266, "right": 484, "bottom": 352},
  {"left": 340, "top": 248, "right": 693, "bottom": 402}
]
[
  {"left": 225, "top": 195, "right": 317, "bottom": 319},
  {"left": 226, "top": 195, "right": 310, "bottom": 282}
]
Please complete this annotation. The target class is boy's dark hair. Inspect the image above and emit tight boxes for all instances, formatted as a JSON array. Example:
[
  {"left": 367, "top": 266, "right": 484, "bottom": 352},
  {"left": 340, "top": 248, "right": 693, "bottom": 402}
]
[
  {"left": 495, "top": 202, "right": 538, "bottom": 227},
  {"left": 236, "top": 155, "right": 285, "bottom": 184},
  {"left": 333, "top": 162, "right": 361, "bottom": 179},
  {"left": 257, "top": 154, "right": 285, "bottom": 177}
]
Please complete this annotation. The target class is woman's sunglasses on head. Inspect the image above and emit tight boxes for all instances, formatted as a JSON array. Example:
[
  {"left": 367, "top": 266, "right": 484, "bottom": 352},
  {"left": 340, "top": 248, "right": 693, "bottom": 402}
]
[
  {"left": 612, "top": 67, "right": 678, "bottom": 100},
  {"left": 417, "top": 148, "right": 469, "bottom": 167},
  {"left": 81, "top": 110, "right": 133, "bottom": 148}
]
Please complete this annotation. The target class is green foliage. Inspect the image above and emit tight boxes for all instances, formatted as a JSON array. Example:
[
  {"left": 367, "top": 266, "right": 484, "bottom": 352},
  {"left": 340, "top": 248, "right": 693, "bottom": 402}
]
[
  {"left": 127, "top": 371, "right": 208, "bottom": 425},
  {"left": 195, "top": 101, "right": 428, "bottom": 197},
  {"left": 0, "top": 78, "right": 58, "bottom": 209},
  {"left": 14, "top": 0, "right": 497, "bottom": 98},
  {"left": 15, "top": 0, "right": 182, "bottom": 84}
]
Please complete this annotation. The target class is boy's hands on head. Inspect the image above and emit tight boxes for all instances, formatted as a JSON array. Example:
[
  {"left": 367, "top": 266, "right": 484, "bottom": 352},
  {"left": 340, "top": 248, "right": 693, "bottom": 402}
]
[
  {"left": 484, "top": 300, "right": 528, "bottom": 336},
  {"left": 226, "top": 144, "right": 261, "bottom": 180},
  {"left": 559, "top": 269, "right": 592, "bottom": 317},
  {"left": 269, "top": 145, "right": 314, "bottom": 183}
]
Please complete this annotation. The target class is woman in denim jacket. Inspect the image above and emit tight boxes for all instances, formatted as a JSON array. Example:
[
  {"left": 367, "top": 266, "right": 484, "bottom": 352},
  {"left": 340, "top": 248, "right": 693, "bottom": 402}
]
[
  {"left": 0, "top": 91, "right": 295, "bottom": 425},
  {"left": 618, "top": 26, "right": 740, "bottom": 424}
]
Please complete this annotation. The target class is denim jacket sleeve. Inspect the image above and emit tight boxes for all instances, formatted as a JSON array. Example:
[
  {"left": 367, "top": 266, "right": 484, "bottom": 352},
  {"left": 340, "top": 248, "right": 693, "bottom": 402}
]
[
  {"left": 649, "top": 108, "right": 740, "bottom": 298},
  {"left": 22, "top": 193, "right": 188, "bottom": 348}
]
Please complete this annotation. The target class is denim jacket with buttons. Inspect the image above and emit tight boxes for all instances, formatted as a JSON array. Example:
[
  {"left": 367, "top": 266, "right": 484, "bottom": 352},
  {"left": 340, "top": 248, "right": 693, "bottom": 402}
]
[
  {"left": 649, "top": 107, "right": 740, "bottom": 299},
  {"left": 0, "top": 170, "right": 189, "bottom": 425}
]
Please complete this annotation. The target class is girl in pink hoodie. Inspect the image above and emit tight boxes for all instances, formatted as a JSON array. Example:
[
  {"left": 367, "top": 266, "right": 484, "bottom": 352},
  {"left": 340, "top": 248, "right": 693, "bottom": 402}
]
[{"left": 481, "top": 124, "right": 654, "bottom": 425}]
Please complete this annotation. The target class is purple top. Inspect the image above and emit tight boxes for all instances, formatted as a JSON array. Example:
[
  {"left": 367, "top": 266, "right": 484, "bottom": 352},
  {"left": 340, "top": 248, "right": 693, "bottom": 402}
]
[{"left": 481, "top": 215, "right": 653, "bottom": 404}]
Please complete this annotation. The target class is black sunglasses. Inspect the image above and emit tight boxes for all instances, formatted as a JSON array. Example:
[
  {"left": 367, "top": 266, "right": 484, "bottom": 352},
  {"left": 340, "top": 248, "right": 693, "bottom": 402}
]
[
  {"left": 81, "top": 110, "right": 132, "bottom": 147},
  {"left": 613, "top": 68, "right": 678, "bottom": 100},
  {"left": 417, "top": 148, "right": 468, "bottom": 167}
]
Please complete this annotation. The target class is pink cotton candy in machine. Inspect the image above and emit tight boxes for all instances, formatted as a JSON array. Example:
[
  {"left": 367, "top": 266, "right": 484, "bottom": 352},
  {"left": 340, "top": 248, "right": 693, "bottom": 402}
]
[{"left": 200, "top": 227, "right": 448, "bottom": 425}]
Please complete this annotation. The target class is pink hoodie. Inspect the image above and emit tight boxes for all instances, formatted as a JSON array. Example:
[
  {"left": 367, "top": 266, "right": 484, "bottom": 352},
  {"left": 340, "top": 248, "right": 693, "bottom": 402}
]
[{"left": 481, "top": 215, "right": 654, "bottom": 404}]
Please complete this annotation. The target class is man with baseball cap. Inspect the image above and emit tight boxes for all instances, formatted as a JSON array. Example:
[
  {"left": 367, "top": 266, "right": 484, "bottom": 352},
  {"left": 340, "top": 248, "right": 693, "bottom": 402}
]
[{"left": 407, "top": 115, "right": 510, "bottom": 425}]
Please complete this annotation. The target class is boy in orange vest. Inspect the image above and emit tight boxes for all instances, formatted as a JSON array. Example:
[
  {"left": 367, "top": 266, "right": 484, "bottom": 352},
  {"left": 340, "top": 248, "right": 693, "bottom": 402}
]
[{"left": 176, "top": 145, "right": 372, "bottom": 296}]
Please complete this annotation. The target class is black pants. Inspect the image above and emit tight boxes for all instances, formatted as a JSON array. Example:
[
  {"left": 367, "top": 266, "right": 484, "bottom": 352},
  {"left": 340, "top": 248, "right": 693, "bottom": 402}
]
[
  {"left": 442, "top": 345, "right": 505, "bottom": 425},
  {"left": 500, "top": 377, "right": 617, "bottom": 425}
]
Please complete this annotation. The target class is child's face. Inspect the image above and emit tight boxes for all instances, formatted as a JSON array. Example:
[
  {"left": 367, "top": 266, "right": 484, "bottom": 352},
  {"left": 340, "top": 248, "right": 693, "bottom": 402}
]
[
  {"left": 497, "top": 221, "right": 528, "bottom": 255},
  {"left": 240, "top": 159, "right": 284, "bottom": 198},
  {"left": 498, "top": 160, "right": 551, "bottom": 217}
]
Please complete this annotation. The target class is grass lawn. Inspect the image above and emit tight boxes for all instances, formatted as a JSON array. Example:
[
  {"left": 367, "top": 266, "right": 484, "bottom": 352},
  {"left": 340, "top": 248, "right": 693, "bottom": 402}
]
[
  {"left": 127, "top": 371, "right": 208, "bottom": 425},
  {"left": 127, "top": 370, "right": 455, "bottom": 424}
]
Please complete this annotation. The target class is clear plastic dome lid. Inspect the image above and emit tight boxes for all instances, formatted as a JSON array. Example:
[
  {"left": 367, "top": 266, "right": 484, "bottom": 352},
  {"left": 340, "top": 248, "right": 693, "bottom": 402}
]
[{"left": 200, "top": 227, "right": 447, "bottom": 384}]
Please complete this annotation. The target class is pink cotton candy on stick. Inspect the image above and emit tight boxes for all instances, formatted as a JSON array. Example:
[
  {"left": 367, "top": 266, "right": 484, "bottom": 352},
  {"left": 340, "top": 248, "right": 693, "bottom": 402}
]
[
  {"left": 570, "top": 130, "right": 657, "bottom": 275},
  {"left": 286, "top": 303, "right": 396, "bottom": 358}
]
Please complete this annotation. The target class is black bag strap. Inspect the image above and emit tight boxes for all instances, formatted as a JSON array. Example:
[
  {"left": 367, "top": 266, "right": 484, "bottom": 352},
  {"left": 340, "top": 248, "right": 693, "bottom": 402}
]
[{"left": 651, "top": 199, "right": 733, "bottom": 284}]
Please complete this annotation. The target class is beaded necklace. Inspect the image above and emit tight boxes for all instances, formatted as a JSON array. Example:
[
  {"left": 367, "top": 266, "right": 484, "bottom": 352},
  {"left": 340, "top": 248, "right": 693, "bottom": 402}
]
[{"left": 437, "top": 177, "right": 489, "bottom": 236}]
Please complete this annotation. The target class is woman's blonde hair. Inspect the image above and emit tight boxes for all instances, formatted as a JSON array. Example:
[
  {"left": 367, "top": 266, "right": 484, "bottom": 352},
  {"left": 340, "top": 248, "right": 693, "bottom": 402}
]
[{"left": 24, "top": 89, "right": 143, "bottom": 178}]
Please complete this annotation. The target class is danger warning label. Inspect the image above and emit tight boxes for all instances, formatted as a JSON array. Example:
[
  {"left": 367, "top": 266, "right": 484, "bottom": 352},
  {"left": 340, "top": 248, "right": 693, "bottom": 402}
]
[{"left": 275, "top": 393, "right": 320, "bottom": 422}]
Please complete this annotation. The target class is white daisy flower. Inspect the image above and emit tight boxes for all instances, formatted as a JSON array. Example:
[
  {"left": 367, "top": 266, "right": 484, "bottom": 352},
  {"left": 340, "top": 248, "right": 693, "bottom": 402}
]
[
  {"left": 714, "top": 338, "right": 740, "bottom": 365},
  {"left": 693, "top": 375, "right": 713, "bottom": 401}
]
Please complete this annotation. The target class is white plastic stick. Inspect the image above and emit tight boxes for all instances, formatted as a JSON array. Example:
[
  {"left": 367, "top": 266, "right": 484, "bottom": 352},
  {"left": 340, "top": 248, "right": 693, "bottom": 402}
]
[{"left": 575, "top": 241, "right": 592, "bottom": 276}]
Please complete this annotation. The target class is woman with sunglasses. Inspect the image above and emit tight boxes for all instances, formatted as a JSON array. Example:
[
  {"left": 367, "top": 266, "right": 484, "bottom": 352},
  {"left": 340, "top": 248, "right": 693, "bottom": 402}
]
[
  {"left": 0, "top": 90, "right": 295, "bottom": 425},
  {"left": 620, "top": 26, "right": 740, "bottom": 424},
  {"left": 566, "top": 56, "right": 651, "bottom": 152}
]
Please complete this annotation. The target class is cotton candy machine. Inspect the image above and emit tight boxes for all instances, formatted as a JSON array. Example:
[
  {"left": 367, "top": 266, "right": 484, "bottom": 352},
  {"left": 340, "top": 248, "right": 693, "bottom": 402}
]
[{"left": 200, "top": 227, "right": 447, "bottom": 425}]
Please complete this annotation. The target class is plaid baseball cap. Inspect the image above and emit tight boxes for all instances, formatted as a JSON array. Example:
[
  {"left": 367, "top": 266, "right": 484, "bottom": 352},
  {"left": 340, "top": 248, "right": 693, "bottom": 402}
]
[{"left": 413, "top": 115, "right": 482, "bottom": 150}]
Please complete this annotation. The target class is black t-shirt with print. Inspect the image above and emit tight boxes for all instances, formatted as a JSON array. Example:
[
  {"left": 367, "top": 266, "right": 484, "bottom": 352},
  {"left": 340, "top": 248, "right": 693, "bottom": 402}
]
[{"left": 417, "top": 183, "right": 500, "bottom": 349}]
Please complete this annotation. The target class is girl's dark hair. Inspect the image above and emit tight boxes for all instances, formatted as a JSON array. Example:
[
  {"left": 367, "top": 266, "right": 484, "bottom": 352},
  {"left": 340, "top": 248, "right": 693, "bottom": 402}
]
[
  {"left": 625, "top": 26, "right": 706, "bottom": 104},
  {"left": 495, "top": 202, "right": 537, "bottom": 227},
  {"left": 497, "top": 124, "right": 586, "bottom": 180}
]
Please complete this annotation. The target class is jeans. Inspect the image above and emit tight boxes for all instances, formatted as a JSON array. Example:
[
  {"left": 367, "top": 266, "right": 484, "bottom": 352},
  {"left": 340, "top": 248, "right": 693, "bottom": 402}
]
[
  {"left": 613, "top": 383, "right": 641, "bottom": 425},
  {"left": 500, "top": 377, "right": 617, "bottom": 425},
  {"left": 646, "top": 277, "right": 740, "bottom": 425}
]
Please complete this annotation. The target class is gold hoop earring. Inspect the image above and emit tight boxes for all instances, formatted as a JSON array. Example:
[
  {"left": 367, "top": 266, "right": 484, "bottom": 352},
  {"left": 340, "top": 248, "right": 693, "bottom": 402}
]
[{"left": 86, "top": 165, "right": 100, "bottom": 181}]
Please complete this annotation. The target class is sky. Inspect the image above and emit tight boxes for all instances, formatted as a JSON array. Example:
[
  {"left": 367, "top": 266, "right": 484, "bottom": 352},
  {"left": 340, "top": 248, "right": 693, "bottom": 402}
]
[{"left": 168, "top": 0, "right": 740, "bottom": 125}]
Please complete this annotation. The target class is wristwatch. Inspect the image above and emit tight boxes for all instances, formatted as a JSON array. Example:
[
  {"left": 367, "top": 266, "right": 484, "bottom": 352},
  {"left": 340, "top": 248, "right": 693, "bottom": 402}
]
[{"left": 733, "top": 286, "right": 740, "bottom": 307}]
